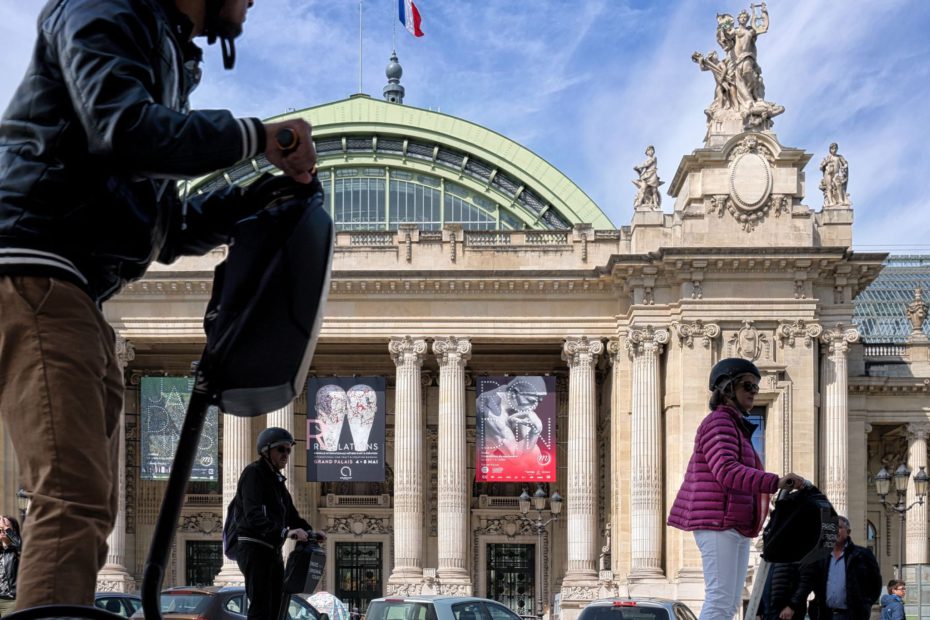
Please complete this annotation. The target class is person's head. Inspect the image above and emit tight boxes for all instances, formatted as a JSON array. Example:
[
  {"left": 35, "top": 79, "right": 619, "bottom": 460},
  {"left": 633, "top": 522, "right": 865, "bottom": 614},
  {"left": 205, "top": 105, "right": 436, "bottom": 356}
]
[
  {"left": 256, "top": 427, "right": 295, "bottom": 471},
  {"left": 836, "top": 515, "right": 850, "bottom": 547},
  {"left": 829, "top": 142, "right": 839, "bottom": 154},
  {"left": 708, "top": 358, "right": 761, "bottom": 413},
  {"left": 646, "top": 145, "right": 655, "bottom": 156},
  {"left": 176, "top": 0, "right": 255, "bottom": 68},
  {"left": 502, "top": 377, "right": 547, "bottom": 414},
  {"left": 738, "top": 10, "right": 750, "bottom": 25},
  {"left": 0, "top": 515, "right": 19, "bottom": 541},
  {"left": 887, "top": 579, "right": 906, "bottom": 595}
]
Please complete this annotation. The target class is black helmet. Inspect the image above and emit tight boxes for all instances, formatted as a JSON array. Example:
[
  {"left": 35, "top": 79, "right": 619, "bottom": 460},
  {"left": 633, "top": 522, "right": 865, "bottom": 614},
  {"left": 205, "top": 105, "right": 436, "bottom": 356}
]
[
  {"left": 257, "top": 427, "right": 295, "bottom": 456},
  {"left": 708, "top": 358, "right": 761, "bottom": 391}
]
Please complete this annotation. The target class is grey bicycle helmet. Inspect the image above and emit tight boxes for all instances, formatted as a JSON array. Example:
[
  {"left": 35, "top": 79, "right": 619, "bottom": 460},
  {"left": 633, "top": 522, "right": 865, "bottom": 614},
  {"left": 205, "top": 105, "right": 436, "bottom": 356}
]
[
  {"left": 708, "top": 358, "right": 761, "bottom": 391},
  {"left": 257, "top": 427, "right": 295, "bottom": 456}
]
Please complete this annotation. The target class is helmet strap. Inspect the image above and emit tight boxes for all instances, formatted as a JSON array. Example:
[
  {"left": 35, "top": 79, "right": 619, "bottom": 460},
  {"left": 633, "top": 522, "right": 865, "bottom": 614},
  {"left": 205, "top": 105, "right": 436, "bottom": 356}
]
[{"left": 221, "top": 37, "right": 236, "bottom": 70}]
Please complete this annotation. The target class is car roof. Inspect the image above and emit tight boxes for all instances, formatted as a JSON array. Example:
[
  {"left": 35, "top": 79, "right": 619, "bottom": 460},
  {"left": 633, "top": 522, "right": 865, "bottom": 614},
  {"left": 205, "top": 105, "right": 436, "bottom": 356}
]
[
  {"left": 586, "top": 598, "right": 681, "bottom": 606},
  {"left": 371, "top": 596, "right": 499, "bottom": 603}
]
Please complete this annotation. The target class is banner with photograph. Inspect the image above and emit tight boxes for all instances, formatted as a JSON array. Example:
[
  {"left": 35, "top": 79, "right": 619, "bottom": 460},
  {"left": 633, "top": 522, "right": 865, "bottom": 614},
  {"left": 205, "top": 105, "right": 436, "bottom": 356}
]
[
  {"left": 307, "top": 377, "right": 385, "bottom": 482},
  {"left": 476, "top": 376, "right": 556, "bottom": 482},
  {"left": 140, "top": 376, "right": 218, "bottom": 481}
]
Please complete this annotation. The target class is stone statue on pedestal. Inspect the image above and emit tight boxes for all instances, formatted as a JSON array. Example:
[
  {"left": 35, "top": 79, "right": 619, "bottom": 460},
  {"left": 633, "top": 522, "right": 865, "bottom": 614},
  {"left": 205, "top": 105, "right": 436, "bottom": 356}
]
[
  {"left": 693, "top": 2, "right": 784, "bottom": 133},
  {"left": 632, "top": 145, "right": 663, "bottom": 210},
  {"left": 819, "top": 142, "right": 850, "bottom": 207}
]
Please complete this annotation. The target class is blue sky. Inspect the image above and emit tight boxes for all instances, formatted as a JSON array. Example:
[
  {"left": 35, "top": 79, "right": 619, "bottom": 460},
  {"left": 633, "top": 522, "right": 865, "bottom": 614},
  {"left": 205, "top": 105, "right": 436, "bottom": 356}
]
[{"left": 2, "top": 1, "right": 929, "bottom": 252}]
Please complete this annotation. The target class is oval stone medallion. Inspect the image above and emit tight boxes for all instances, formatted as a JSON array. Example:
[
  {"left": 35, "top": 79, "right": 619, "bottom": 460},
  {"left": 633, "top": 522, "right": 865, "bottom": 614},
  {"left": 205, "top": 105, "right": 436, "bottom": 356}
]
[{"left": 729, "top": 152, "right": 772, "bottom": 211}]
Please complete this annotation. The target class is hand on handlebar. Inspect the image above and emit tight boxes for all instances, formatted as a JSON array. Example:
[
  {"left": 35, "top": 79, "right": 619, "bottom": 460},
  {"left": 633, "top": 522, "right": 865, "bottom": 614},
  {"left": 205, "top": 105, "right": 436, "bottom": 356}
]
[{"left": 264, "top": 119, "right": 317, "bottom": 184}]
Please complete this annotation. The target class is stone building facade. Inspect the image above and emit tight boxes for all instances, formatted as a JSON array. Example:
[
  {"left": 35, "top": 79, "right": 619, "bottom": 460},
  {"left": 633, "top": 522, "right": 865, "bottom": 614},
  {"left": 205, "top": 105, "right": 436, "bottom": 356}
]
[{"left": 2, "top": 13, "right": 930, "bottom": 619}]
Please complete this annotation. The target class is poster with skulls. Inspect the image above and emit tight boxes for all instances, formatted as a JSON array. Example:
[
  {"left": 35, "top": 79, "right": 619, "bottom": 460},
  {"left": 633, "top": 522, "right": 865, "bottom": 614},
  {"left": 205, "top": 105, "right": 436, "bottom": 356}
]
[
  {"left": 307, "top": 377, "right": 385, "bottom": 482},
  {"left": 476, "top": 376, "right": 556, "bottom": 482}
]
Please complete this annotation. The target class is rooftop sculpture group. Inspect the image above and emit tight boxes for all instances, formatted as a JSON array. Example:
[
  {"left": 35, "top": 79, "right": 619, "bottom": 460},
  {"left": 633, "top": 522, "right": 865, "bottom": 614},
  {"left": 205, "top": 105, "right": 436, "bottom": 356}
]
[{"left": 692, "top": 2, "right": 785, "bottom": 132}]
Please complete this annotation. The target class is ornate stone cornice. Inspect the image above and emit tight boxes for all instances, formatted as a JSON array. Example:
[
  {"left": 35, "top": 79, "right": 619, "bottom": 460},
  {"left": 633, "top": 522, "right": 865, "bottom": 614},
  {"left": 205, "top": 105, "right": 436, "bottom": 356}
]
[
  {"left": 562, "top": 336, "right": 604, "bottom": 367},
  {"left": 672, "top": 320, "right": 719, "bottom": 348},
  {"left": 848, "top": 378, "right": 930, "bottom": 394},
  {"left": 432, "top": 337, "right": 472, "bottom": 366},
  {"left": 388, "top": 336, "right": 427, "bottom": 366},
  {"left": 820, "top": 324, "right": 860, "bottom": 354},
  {"left": 776, "top": 320, "right": 822, "bottom": 348}
]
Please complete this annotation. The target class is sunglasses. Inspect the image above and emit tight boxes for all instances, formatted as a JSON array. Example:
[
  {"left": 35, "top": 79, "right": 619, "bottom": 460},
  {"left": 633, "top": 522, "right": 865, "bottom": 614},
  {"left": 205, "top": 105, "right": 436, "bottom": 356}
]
[
  {"left": 274, "top": 446, "right": 292, "bottom": 454},
  {"left": 738, "top": 381, "right": 760, "bottom": 393}
]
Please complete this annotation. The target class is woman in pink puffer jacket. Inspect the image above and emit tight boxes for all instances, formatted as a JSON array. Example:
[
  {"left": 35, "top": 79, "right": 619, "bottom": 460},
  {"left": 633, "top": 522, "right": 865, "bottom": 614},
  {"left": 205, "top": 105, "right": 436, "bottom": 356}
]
[{"left": 668, "top": 358, "right": 804, "bottom": 620}]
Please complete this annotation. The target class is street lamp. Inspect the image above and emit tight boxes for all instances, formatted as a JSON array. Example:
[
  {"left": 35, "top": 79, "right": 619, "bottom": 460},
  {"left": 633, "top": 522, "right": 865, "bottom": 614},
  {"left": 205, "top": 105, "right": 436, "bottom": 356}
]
[
  {"left": 15, "top": 487, "right": 29, "bottom": 523},
  {"left": 874, "top": 464, "right": 930, "bottom": 578},
  {"left": 518, "top": 484, "right": 562, "bottom": 620}
]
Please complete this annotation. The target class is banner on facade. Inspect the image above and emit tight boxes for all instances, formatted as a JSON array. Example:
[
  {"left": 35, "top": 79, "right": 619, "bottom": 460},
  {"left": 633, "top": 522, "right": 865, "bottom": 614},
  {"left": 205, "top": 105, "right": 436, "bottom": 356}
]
[
  {"left": 140, "top": 376, "right": 219, "bottom": 481},
  {"left": 476, "top": 376, "right": 556, "bottom": 482},
  {"left": 307, "top": 377, "right": 385, "bottom": 482}
]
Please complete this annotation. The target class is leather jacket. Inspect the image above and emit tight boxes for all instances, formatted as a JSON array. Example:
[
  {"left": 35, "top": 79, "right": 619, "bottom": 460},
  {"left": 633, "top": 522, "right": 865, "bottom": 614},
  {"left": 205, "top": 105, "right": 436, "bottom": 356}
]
[
  {"left": 234, "top": 458, "right": 313, "bottom": 550},
  {"left": 0, "top": 530, "right": 21, "bottom": 600},
  {"left": 0, "top": 0, "right": 266, "bottom": 303}
]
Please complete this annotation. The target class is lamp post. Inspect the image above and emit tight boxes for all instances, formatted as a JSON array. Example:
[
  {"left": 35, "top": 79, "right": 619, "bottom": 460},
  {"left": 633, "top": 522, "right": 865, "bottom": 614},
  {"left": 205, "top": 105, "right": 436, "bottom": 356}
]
[
  {"left": 874, "top": 464, "right": 930, "bottom": 578},
  {"left": 15, "top": 487, "right": 29, "bottom": 523},
  {"left": 518, "top": 484, "right": 562, "bottom": 620}
]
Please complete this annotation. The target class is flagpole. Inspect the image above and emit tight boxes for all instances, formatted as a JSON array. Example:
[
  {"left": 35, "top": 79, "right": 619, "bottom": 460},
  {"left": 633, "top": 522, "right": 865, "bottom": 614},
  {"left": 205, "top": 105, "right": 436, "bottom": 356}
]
[
  {"left": 392, "top": 0, "right": 396, "bottom": 51},
  {"left": 358, "top": 0, "right": 363, "bottom": 93}
]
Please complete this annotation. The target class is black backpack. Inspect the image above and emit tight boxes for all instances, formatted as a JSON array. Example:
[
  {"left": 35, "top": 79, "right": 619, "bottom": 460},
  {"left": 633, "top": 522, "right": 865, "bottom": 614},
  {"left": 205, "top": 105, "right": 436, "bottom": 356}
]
[
  {"left": 762, "top": 483, "right": 838, "bottom": 564},
  {"left": 222, "top": 496, "right": 239, "bottom": 561}
]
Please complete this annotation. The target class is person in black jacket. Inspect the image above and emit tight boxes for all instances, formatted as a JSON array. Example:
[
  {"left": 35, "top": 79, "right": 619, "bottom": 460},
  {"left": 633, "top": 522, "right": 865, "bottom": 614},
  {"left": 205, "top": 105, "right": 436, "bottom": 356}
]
[
  {"left": 0, "top": 516, "right": 21, "bottom": 617},
  {"left": 235, "top": 427, "right": 322, "bottom": 620},
  {"left": 0, "top": 0, "right": 319, "bottom": 609},
  {"left": 789, "top": 516, "right": 882, "bottom": 620},
  {"left": 756, "top": 561, "right": 804, "bottom": 620}
]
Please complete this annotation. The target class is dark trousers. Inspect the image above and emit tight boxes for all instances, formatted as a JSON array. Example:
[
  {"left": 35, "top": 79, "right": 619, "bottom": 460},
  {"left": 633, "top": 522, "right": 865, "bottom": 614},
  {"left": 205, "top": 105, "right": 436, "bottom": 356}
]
[{"left": 237, "top": 541, "right": 285, "bottom": 620}]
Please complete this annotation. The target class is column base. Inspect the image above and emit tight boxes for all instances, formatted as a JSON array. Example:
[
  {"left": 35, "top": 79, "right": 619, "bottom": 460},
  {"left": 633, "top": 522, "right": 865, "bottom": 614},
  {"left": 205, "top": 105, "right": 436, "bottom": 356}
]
[
  {"left": 676, "top": 567, "right": 705, "bottom": 582},
  {"left": 214, "top": 562, "right": 245, "bottom": 586},
  {"left": 628, "top": 568, "right": 666, "bottom": 581},
  {"left": 96, "top": 565, "right": 136, "bottom": 593}
]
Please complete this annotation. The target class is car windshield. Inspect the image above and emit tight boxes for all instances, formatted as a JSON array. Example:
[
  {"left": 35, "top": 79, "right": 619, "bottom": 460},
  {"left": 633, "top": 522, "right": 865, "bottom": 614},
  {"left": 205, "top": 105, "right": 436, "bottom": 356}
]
[
  {"left": 159, "top": 593, "right": 211, "bottom": 614},
  {"left": 578, "top": 606, "right": 668, "bottom": 620},
  {"left": 366, "top": 601, "right": 436, "bottom": 620}
]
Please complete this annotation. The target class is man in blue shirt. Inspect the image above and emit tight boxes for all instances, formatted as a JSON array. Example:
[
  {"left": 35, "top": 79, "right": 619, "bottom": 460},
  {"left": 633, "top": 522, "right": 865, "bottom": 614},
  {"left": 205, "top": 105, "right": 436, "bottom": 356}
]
[{"left": 790, "top": 516, "right": 882, "bottom": 620}]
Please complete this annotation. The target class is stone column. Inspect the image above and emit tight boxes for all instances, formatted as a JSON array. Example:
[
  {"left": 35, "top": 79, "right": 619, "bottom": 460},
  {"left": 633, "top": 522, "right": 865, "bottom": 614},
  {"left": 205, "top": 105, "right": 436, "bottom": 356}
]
[
  {"left": 214, "top": 414, "right": 251, "bottom": 585},
  {"left": 97, "top": 336, "right": 136, "bottom": 592},
  {"left": 267, "top": 404, "right": 296, "bottom": 492},
  {"left": 561, "top": 336, "right": 603, "bottom": 583},
  {"left": 819, "top": 325, "right": 859, "bottom": 517},
  {"left": 388, "top": 336, "right": 428, "bottom": 587},
  {"left": 627, "top": 326, "right": 669, "bottom": 578},
  {"left": 433, "top": 337, "right": 472, "bottom": 590},
  {"left": 906, "top": 423, "right": 930, "bottom": 565}
]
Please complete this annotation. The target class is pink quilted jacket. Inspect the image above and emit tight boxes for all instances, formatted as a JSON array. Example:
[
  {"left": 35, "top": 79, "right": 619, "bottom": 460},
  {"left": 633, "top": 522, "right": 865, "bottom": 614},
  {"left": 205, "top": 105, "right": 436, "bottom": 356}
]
[{"left": 667, "top": 404, "right": 779, "bottom": 537}]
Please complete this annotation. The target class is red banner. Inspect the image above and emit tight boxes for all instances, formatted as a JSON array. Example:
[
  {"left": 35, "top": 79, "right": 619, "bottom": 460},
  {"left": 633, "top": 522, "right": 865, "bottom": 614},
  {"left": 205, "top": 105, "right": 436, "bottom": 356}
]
[{"left": 475, "top": 376, "right": 556, "bottom": 482}]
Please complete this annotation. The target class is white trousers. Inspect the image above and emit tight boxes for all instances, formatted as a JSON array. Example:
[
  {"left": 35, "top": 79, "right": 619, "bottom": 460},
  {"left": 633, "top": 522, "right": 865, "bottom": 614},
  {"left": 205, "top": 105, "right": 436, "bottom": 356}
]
[{"left": 693, "top": 529, "right": 751, "bottom": 620}]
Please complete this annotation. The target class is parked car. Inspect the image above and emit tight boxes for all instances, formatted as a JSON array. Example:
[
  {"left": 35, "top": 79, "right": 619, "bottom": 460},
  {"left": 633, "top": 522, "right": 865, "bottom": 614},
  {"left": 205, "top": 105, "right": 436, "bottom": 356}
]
[
  {"left": 95, "top": 592, "right": 143, "bottom": 618},
  {"left": 129, "top": 586, "right": 320, "bottom": 620},
  {"left": 577, "top": 598, "right": 698, "bottom": 620},
  {"left": 366, "top": 595, "right": 525, "bottom": 620}
]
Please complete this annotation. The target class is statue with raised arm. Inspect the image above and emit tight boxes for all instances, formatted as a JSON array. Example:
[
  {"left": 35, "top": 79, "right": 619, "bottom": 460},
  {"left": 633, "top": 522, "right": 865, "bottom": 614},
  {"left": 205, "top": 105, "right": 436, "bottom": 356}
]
[
  {"left": 633, "top": 145, "right": 663, "bottom": 210},
  {"left": 819, "top": 142, "right": 850, "bottom": 206},
  {"left": 693, "top": 2, "right": 783, "bottom": 134}
]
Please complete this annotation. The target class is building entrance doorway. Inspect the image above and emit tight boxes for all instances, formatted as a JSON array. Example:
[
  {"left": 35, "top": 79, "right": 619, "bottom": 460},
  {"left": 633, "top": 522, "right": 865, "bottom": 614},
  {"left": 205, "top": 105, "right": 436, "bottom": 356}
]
[
  {"left": 185, "top": 540, "right": 222, "bottom": 586},
  {"left": 335, "top": 542, "right": 383, "bottom": 614},
  {"left": 486, "top": 543, "right": 535, "bottom": 616}
]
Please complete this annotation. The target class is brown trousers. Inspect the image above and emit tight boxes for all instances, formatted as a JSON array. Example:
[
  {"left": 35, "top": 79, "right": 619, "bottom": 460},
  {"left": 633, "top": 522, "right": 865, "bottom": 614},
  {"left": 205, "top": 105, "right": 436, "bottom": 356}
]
[{"left": 0, "top": 276, "right": 123, "bottom": 608}]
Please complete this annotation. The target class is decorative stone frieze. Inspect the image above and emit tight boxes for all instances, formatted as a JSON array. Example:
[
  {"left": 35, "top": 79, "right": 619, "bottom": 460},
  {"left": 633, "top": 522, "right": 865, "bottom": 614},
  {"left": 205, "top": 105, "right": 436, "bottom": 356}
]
[
  {"left": 776, "top": 320, "right": 823, "bottom": 348},
  {"left": 726, "top": 320, "right": 770, "bottom": 361},
  {"left": 328, "top": 515, "right": 392, "bottom": 536},
  {"left": 178, "top": 512, "right": 223, "bottom": 534}
]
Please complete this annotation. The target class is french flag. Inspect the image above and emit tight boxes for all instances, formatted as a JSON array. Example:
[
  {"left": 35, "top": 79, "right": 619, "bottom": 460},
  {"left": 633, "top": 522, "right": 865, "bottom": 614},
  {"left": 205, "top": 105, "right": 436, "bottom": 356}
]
[{"left": 399, "top": 0, "right": 424, "bottom": 37}]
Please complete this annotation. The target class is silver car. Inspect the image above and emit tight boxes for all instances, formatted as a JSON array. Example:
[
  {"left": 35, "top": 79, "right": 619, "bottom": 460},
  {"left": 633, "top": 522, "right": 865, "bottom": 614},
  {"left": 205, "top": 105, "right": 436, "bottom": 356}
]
[
  {"left": 367, "top": 595, "right": 525, "bottom": 620},
  {"left": 577, "top": 598, "right": 698, "bottom": 620}
]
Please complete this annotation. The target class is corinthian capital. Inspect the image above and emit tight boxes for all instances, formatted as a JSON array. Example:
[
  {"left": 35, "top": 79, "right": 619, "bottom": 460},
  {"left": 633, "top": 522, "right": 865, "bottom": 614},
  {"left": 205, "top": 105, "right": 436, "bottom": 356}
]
[
  {"left": 114, "top": 335, "right": 135, "bottom": 368},
  {"left": 776, "top": 320, "right": 823, "bottom": 348},
  {"left": 672, "top": 320, "right": 720, "bottom": 348},
  {"left": 389, "top": 336, "right": 428, "bottom": 366},
  {"left": 626, "top": 325, "right": 670, "bottom": 357},
  {"left": 820, "top": 324, "right": 860, "bottom": 354},
  {"left": 907, "top": 422, "right": 930, "bottom": 442},
  {"left": 432, "top": 337, "right": 472, "bottom": 366},
  {"left": 562, "top": 336, "right": 604, "bottom": 367}
]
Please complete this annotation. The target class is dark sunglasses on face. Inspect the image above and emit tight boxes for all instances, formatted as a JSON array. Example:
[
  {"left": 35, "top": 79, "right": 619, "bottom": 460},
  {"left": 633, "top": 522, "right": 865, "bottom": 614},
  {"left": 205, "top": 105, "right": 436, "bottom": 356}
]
[
  {"left": 275, "top": 445, "right": 292, "bottom": 454},
  {"left": 739, "top": 381, "right": 760, "bottom": 393}
]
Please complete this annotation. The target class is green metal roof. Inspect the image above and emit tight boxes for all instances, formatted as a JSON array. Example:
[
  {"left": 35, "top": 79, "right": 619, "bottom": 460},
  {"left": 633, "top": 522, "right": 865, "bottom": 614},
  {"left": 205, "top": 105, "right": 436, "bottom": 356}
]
[
  {"left": 188, "top": 94, "right": 613, "bottom": 230},
  {"left": 853, "top": 255, "right": 930, "bottom": 343}
]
